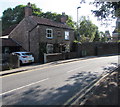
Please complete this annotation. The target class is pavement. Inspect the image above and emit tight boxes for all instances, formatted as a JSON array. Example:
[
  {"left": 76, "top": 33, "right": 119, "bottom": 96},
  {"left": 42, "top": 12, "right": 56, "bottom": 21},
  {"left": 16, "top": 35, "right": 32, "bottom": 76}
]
[
  {"left": 0, "top": 56, "right": 97, "bottom": 76},
  {"left": 80, "top": 67, "right": 119, "bottom": 105}
]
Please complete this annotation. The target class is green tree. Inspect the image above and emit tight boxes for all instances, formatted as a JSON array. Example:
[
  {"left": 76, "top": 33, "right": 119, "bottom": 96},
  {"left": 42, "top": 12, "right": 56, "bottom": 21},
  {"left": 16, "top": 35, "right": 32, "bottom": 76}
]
[
  {"left": 91, "top": 1, "right": 120, "bottom": 19},
  {"left": 99, "top": 31, "right": 108, "bottom": 42},
  {"left": 93, "top": 30, "right": 100, "bottom": 42},
  {"left": 66, "top": 16, "right": 75, "bottom": 28},
  {"left": 2, "top": 5, "right": 25, "bottom": 31},
  {"left": 101, "top": 35, "right": 107, "bottom": 42},
  {"left": 2, "top": 4, "right": 75, "bottom": 32},
  {"left": 80, "top": 0, "right": 120, "bottom": 18},
  {"left": 2, "top": 4, "right": 42, "bottom": 31},
  {"left": 78, "top": 17, "right": 98, "bottom": 42}
]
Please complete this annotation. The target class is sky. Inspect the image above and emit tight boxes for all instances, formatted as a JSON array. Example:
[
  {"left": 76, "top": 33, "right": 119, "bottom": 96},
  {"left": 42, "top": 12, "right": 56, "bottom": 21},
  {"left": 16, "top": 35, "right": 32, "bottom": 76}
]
[{"left": 0, "top": 0, "right": 117, "bottom": 35}]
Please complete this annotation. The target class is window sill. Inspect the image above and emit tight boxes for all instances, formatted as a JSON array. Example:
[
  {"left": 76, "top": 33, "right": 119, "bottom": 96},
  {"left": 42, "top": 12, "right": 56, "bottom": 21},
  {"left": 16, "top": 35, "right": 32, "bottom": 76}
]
[{"left": 46, "top": 37, "right": 53, "bottom": 39}]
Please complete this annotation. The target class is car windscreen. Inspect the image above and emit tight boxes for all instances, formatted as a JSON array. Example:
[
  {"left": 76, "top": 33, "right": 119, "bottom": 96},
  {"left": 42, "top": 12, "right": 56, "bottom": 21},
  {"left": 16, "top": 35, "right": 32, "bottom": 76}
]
[{"left": 22, "top": 53, "right": 32, "bottom": 55}]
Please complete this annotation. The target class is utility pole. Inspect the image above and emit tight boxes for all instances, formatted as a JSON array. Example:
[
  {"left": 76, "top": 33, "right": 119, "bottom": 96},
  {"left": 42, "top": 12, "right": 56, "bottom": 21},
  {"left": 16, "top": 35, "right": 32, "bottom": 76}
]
[{"left": 77, "top": 6, "right": 81, "bottom": 41}]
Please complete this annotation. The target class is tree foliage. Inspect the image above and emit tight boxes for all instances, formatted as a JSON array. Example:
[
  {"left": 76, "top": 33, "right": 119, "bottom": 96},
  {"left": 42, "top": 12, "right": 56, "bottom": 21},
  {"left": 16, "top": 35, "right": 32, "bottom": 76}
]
[
  {"left": 78, "top": 17, "right": 98, "bottom": 42},
  {"left": 93, "top": 30, "right": 100, "bottom": 42},
  {"left": 2, "top": 5, "right": 25, "bottom": 31},
  {"left": 80, "top": 0, "right": 120, "bottom": 19},
  {"left": 91, "top": 1, "right": 120, "bottom": 19},
  {"left": 99, "top": 31, "right": 108, "bottom": 42},
  {"left": 2, "top": 4, "right": 75, "bottom": 32}
]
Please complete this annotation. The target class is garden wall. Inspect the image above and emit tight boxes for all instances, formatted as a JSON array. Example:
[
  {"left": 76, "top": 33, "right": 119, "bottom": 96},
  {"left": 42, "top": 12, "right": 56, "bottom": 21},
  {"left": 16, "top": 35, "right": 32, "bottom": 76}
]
[
  {"left": 77, "top": 42, "right": 119, "bottom": 57},
  {"left": 44, "top": 42, "right": 119, "bottom": 63},
  {"left": 1, "top": 54, "right": 20, "bottom": 71}
]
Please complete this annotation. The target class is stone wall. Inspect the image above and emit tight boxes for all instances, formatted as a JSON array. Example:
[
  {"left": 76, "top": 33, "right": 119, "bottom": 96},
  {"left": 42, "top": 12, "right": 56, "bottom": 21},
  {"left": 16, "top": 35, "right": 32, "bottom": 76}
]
[
  {"left": 9, "top": 17, "right": 37, "bottom": 52},
  {"left": 1, "top": 54, "right": 20, "bottom": 71},
  {"left": 44, "top": 52, "right": 77, "bottom": 63},
  {"left": 29, "top": 24, "right": 74, "bottom": 63},
  {"left": 77, "top": 42, "right": 119, "bottom": 57},
  {"left": 43, "top": 42, "right": 119, "bottom": 63},
  {"left": 38, "top": 25, "right": 74, "bottom": 45}
]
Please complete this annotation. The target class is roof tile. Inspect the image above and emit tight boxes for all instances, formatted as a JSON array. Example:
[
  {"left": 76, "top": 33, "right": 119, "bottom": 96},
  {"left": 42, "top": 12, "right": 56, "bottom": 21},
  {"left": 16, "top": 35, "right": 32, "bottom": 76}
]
[{"left": 31, "top": 16, "right": 73, "bottom": 29}]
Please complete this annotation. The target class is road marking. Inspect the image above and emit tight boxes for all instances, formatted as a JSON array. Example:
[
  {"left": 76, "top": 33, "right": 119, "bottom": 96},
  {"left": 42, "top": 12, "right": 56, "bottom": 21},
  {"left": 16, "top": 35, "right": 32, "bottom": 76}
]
[
  {"left": 0, "top": 60, "right": 83, "bottom": 78},
  {"left": 0, "top": 78, "right": 49, "bottom": 96},
  {"left": 0, "top": 66, "right": 53, "bottom": 78},
  {"left": 1, "top": 56, "right": 118, "bottom": 78}
]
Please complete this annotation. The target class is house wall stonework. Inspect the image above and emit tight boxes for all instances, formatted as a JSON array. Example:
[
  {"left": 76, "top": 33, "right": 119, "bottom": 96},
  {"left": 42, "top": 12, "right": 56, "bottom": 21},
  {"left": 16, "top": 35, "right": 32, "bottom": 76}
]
[
  {"left": 29, "top": 26, "right": 40, "bottom": 62},
  {"left": 9, "top": 17, "right": 37, "bottom": 52},
  {"left": 38, "top": 25, "right": 74, "bottom": 44},
  {"left": 39, "top": 25, "right": 74, "bottom": 54},
  {"left": 29, "top": 25, "right": 74, "bottom": 62},
  {"left": 9, "top": 19, "right": 28, "bottom": 50}
]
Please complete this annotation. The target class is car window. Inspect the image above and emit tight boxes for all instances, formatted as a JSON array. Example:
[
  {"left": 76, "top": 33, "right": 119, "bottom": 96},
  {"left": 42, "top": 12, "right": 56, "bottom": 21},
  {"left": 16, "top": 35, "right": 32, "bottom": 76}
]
[
  {"left": 22, "top": 53, "right": 32, "bottom": 55},
  {"left": 14, "top": 53, "right": 20, "bottom": 56}
]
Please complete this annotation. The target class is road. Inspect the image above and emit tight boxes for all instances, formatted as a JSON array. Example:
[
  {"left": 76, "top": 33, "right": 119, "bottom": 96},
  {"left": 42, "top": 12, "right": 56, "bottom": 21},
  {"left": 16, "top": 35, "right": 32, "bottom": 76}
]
[{"left": 1, "top": 55, "right": 118, "bottom": 105}]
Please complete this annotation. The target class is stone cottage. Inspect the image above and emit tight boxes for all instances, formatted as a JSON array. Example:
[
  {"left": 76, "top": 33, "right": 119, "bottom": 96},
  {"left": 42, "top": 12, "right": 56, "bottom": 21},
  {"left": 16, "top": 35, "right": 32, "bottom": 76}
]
[{"left": 9, "top": 3, "right": 74, "bottom": 62}]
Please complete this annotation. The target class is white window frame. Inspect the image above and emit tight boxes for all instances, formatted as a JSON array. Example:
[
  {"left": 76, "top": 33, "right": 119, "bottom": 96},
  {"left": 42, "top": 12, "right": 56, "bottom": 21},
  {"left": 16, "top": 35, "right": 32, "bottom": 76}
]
[
  {"left": 65, "top": 31, "right": 69, "bottom": 40},
  {"left": 46, "top": 28, "right": 53, "bottom": 39}
]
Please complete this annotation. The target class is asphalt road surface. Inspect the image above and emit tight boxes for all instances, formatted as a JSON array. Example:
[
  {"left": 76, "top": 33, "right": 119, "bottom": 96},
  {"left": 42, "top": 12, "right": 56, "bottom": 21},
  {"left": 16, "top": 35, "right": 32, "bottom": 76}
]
[{"left": 1, "top": 55, "right": 118, "bottom": 105}]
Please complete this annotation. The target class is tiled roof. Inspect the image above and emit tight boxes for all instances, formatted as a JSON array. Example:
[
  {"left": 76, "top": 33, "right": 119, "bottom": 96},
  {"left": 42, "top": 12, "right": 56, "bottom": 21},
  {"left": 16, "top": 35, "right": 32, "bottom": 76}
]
[
  {"left": 31, "top": 16, "right": 73, "bottom": 29},
  {"left": 1, "top": 38, "right": 21, "bottom": 47},
  {"left": 2, "top": 24, "right": 18, "bottom": 36}
]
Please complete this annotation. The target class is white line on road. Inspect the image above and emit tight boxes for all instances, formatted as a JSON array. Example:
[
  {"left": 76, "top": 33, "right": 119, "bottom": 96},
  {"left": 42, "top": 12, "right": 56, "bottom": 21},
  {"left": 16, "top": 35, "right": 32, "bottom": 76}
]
[{"left": 0, "top": 78, "right": 49, "bottom": 96}]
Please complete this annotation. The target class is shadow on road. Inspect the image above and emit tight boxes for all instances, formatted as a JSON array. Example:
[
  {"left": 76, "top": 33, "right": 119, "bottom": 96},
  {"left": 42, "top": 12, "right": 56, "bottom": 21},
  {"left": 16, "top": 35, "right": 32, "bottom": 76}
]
[{"left": 2, "top": 63, "right": 118, "bottom": 105}]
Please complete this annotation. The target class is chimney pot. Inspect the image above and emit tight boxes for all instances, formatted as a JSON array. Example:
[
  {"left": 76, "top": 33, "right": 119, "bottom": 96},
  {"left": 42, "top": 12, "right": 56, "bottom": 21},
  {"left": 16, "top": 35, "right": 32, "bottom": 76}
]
[{"left": 27, "top": 2, "right": 31, "bottom": 7}]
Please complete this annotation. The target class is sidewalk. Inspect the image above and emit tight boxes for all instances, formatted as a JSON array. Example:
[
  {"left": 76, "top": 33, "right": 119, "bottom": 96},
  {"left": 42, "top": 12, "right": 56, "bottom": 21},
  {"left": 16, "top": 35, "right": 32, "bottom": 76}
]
[
  {"left": 81, "top": 67, "right": 119, "bottom": 105},
  {"left": 0, "top": 56, "right": 97, "bottom": 76}
]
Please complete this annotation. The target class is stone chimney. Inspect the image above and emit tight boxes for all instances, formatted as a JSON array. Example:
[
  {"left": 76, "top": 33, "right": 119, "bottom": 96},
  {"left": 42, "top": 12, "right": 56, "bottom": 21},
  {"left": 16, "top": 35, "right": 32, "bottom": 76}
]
[
  {"left": 25, "top": 2, "right": 32, "bottom": 17},
  {"left": 61, "top": 12, "right": 67, "bottom": 24}
]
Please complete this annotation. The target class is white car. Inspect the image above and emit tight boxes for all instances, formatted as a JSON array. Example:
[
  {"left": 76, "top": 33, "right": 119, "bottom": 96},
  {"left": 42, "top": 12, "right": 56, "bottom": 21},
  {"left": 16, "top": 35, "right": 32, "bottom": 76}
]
[{"left": 12, "top": 52, "right": 34, "bottom": 64}]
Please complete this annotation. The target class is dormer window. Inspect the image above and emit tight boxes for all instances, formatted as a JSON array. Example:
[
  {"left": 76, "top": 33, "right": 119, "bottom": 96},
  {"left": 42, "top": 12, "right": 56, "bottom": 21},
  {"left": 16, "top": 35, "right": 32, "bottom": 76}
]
[{"left": 46, "top": 29, "right": 53, "bottom": 39}]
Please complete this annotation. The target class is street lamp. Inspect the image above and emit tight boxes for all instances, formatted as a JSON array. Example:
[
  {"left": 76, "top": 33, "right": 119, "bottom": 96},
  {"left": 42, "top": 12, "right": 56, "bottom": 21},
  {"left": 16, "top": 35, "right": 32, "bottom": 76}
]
[{"left": 77, "top": 6, "right": 81, "bottom": 41}]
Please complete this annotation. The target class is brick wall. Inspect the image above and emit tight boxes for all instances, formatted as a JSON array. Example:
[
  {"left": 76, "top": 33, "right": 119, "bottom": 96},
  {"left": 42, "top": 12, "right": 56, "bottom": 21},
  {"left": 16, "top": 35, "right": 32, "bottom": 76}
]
[
  {"left": 76, "top": 42, "right": 119, "bottom": 57},
  {"left": 9, "top": 17, "right": 37, "bottom": 52},
  {"left": 38, "top": 25, "right": 74, "bottom": 48},
  {"left": 44, "top": 42, "right": 119, "bottom": 63},
  {"left": 44, "top": 52, "right": 77, "bottom": 63},
  {"left": 29, "top": 24, "right": 74, "bottom": 62},
  {"left": 1, "top": 54, "right": 20, "bottom": 71}
]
